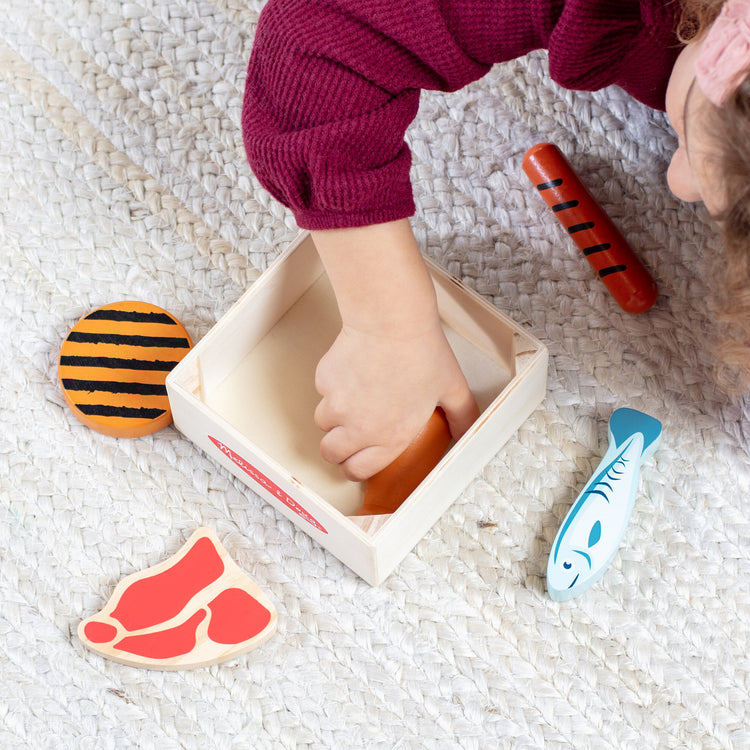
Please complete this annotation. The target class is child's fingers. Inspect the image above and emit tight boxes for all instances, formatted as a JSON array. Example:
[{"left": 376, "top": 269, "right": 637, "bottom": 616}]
[
  {"left": 338, "top": 445, "right": 397, "bottom": 483},
  {"left": 318, "top": 417, "right": 423, "bottom": 481},
  {"left": 313, "top": 397, "right": 339, "bottom": 434},
  {"left": 320, "top": 424, "right": 392, "bottom": 481},
  {"left": 440, "top": 384, "right": 480, "bottom": 442},
  {"left": 318, "top": 425, "right": 359, "bottom": 467}
]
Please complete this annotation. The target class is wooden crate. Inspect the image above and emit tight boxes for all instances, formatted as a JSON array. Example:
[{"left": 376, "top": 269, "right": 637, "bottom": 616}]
[{"left": 167, "top": 232, "right": 548, "bottom": 584}]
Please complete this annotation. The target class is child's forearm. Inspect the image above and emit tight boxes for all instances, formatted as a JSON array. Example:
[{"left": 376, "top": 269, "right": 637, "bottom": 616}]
[
  {"left": 311, "top": 220, "right": 439, "bottom": 338},
  {"left": 310, "top": 220, "right": 479, "bottom": 481}
]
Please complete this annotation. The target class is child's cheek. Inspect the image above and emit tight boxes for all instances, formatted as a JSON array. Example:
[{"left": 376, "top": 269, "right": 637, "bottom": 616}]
[{"left": 667, "top": 146, "right": 702, "bottom": 203}]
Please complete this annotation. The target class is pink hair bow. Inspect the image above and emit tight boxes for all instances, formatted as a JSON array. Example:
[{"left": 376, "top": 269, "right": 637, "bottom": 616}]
[{"left": 695, "top": 0, "right": 750, "bottom": 106}]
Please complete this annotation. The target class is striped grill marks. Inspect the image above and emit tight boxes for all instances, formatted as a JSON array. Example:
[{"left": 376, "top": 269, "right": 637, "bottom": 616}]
[
  {"left": 523, "top": 142, "right": 658, "bottom": 313},
  {"left": 59, "top": 302, "right": 192, "bottom": 437},
  {"left": 536, "top": 178, "right": 626, "bottom": 280}
]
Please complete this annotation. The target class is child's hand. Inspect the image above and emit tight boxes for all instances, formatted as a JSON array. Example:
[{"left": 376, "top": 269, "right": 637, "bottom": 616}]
[
  {"left": 314, "top": 317, "right": 478, "bottom": 481},
  {"left": 310, "top": 220, "right": 480, "bottom": 482}
]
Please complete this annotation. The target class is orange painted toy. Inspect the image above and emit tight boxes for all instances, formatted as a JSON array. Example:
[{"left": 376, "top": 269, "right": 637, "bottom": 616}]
[
  {"left": 59, "top": 301, "right": 192, "bottom": 438},
  {"left": 356, "top": 408, "right": 452, "bottom": 516},
  {"left": 522, "top": 143, "right": 658, "bottom": 314}
]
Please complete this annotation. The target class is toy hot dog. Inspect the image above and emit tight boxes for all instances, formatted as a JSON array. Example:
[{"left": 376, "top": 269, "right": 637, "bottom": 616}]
[
  {"left": 522, "top": 143, "right": 658, "bottom": 314},
  {"left": 355, "top": 408, "right": 452, "bottom": 516}
]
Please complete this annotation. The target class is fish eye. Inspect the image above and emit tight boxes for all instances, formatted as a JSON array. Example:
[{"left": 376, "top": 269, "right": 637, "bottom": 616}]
[{"left": 563, "top": 561, "right": 572, "bottom": 570}]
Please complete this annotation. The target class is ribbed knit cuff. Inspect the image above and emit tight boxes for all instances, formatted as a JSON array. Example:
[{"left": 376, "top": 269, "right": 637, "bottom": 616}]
[{"left": 292, "top": 201, "right": 417, "bottom": 231}]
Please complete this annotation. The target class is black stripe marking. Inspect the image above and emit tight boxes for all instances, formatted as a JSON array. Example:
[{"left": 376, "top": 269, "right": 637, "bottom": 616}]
[
  {"left": 60, "top": 356, "right": 179, "bottom": 371},
  {"left": 66, "top": 332, "right": 190, "bottom": 348},
  {"left": 537, "top": 178, "right": 563, "bottom": 191},
  {"left": 599, "top": 265, "right": 627, "bottom": 277},
  {"left": 568, "top": 221, "right": 595, "bottom": 234},
  {"left": 552, "top": 200, "right": 579, "bottom": 212},
  {"left": 75, "top": 404, "right": 167, "bottom": 419},
  {"left": 86, "top": 309, "right": 178, "bottom": 325},
  {"left": 62, "top": 379, "right": 168, "bottom": 396},
  {"left": 583, "top": 243, "right": 612, "bottom": 256}
]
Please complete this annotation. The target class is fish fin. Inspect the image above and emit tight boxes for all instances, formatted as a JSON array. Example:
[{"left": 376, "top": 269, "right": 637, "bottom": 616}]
[{"left": 588, "top": 520, "right": 602, "bottom": 547}]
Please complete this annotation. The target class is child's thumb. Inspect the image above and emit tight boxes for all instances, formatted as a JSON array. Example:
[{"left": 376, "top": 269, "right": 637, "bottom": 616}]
[{"left": 440, "top": 385, "right": 480, "bottom": 442}]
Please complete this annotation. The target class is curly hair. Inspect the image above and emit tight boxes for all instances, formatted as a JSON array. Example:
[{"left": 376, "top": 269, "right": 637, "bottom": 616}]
[
  {"left": 679, "top": 0, "right": 750, "bottom": 393},
  {"left": 677, "top": 0, "right": 724, "bottom": 39}
]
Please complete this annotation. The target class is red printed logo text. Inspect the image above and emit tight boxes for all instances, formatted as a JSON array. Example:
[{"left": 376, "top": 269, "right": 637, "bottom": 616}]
[{"left": 208, "top": 435, "right": 327, "bottom": 534}]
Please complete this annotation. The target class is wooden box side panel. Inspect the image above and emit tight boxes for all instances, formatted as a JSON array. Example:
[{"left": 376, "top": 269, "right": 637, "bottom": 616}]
[
  {"left": 167, "top": 381, "right": 380, "bottom": 584},
  {"left": 197, "top": 234, "right": 325, "bottom": 394},
  {"left": 370, "top": 347, "right": 549, "bottom": 581},
  {"left": 167, "top": 230, "right": 550, "bottom": 585},
  {"left": 427, "top": 259, "right": 517, "bottom": 375}
]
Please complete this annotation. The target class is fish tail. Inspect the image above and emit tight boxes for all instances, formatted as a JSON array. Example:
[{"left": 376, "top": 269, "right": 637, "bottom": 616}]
[{"left": 609, "top": 408, "right": 662, "bottom": 458}]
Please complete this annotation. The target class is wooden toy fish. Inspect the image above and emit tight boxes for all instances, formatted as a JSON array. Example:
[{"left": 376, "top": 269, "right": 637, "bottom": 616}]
[{"left": 547, "top": 408, "right": 662, "bottom": 602}]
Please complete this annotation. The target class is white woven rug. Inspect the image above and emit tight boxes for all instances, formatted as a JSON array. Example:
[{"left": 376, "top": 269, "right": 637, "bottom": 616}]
[{"left": 1, "top": 1, "right": 749, "bottom": 748}]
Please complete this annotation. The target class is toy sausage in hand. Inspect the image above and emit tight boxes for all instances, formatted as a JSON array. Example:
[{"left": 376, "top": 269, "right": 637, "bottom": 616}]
[
  {"left": 522, "top": 143, "right": 658, "bottom": 314},
  {"left": 355, "top": 408, "right": 452, "bottom": 516}
]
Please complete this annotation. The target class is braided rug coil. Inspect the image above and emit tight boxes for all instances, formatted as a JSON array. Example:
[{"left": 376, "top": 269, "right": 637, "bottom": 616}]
[{"left": 1, "top": 1, "right": 749, "bottom": 748}]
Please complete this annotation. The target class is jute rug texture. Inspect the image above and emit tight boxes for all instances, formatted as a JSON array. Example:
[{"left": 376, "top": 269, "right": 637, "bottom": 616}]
[{"left": 1, "top": 1, "right": 748, "bottom": 748}]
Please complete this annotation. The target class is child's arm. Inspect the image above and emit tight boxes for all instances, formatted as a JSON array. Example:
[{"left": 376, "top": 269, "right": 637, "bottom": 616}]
[{"left": 311, "top": 220, "right": 479, "bottom": 481}]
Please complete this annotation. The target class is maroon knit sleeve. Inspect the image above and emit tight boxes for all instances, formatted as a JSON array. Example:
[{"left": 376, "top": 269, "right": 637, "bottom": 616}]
[
  {"left": 242, "top": 1, "right": 680, "bottom": 230},
  {"left": 547, "top": 0, "right": 682, "bottom": 111},
  {"left": 241, "top": 0, "right": 526, "bottom": 230}
]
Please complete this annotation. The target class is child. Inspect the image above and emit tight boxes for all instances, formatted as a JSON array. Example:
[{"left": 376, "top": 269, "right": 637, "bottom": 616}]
[{"left": 242, "top": 0, "right": 750, "bottom": 481}]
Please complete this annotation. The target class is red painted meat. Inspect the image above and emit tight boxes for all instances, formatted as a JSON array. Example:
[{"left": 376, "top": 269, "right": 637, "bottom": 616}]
[{"left": 78, "top": 528, "right": 277, "bottom": 669}]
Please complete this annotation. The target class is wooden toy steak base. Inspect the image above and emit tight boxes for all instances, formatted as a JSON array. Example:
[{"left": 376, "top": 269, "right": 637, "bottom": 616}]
[
  {"left": 354, "top": 408, "right": 452, "bottom": 517},
  {"left": 78, "top": 528, "right": 277, "bottom": 669}
]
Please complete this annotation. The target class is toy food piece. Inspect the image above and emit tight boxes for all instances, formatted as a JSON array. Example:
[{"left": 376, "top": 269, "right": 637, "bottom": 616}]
[
  {"left": 355, "top": 408, "right": 452, "bottom": 516},
  {"left": 78, "top": 527, "right": 277, "bottom": 669},
  {"left": 522, "top": 143, "right": 658, "bottom": 314},
  {"left": 59, "top": 301, "right": 192, "bottom": 438},
  {"left": 546, "top": 407, "right": 662, "bottom": 602}
]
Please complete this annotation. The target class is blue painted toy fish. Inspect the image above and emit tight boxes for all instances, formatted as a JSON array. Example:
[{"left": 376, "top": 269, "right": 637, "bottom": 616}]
[{"left": 547, "top": 408, "right": 662, "bottom": 602}]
